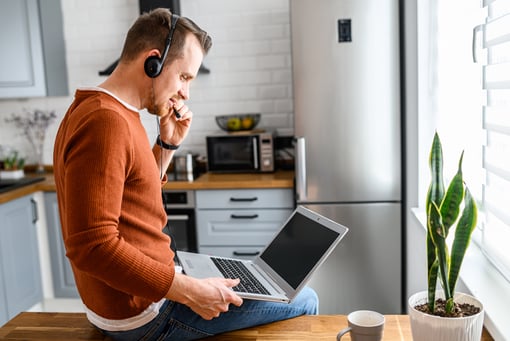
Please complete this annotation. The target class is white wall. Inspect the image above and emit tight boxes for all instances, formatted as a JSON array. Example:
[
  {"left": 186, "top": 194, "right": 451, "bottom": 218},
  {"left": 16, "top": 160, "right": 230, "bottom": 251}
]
[{"left": 0, "top": 0, "right": 293, "bottom": 164}]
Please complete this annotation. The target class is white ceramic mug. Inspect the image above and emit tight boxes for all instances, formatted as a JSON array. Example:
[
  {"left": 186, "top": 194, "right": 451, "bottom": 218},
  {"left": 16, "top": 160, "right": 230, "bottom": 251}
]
[{"left": 337, "top": 310, "right": 385, "bottom": 341}]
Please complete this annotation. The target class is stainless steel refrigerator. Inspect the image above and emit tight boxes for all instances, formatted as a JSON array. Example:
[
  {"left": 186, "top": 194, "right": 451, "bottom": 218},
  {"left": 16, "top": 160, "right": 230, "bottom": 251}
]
[{"left": 290, "top": 0, "right": 402, "bottom": 314}]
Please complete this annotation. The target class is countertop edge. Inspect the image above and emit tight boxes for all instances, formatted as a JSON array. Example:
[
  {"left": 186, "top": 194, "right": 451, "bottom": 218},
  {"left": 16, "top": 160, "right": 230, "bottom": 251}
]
[{"left": 0, "top": 171, "right": 295, "bottom": 204}]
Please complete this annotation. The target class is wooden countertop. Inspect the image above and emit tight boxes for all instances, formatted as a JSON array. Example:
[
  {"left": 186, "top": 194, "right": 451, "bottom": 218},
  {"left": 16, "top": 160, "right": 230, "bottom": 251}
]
[
  {"left": 206, "top": 315, "right": 414, "bottom": 340},
  {"left": 0, "top": 171, "right": 294, "bottom": 204},
  {"left": 0, "top": 312, "right": 494, "bottom": 340},
  {"left": 186, "top": 171, "right": 294, "bottom": 190}
]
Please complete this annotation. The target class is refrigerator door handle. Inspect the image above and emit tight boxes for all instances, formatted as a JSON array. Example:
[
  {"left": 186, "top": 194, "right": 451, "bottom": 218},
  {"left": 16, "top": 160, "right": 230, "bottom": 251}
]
[{"left": 294, "top": 136, "right": 307, "bottom": 201}]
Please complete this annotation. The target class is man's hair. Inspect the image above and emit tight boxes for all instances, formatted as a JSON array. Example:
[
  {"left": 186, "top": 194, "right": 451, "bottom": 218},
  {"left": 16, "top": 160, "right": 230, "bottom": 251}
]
[{"left": 119, "top": 8, "right": 212, "bottom": 65}]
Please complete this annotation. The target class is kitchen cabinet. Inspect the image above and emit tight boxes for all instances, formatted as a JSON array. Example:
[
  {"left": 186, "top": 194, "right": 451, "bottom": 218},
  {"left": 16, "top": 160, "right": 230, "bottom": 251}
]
[
  {"left": 196, "top": 189, "right": 293, "bottom": 259},
  {"left": 0, "top": 195, "right": 43, "bottom": 326},
  {"left": 44, "top": 192, "right": 79, "bottom": 298},
  {"left": 0, "top": 0, "right": 68, "bottom": 98},
  {"left": 0, "top": 262, "right": 7, "bottom": 325}
]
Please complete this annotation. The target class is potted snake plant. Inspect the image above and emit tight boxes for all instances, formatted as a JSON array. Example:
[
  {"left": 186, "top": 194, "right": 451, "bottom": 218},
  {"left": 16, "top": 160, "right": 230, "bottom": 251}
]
[{"left": 408, "top": 132, "right": 484, "bottom": 341}]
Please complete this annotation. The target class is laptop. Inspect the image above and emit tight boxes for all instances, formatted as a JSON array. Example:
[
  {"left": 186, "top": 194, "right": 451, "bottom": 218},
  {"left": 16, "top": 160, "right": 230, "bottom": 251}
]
[{"left": 177, "top": 205, "right": 349, "bottom": 303}]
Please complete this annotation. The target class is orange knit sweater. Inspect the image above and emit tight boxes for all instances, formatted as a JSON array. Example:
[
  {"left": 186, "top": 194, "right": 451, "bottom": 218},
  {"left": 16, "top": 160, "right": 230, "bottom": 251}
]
[{"left": 53, "top": 89, "right": 174, "bottom": 319}]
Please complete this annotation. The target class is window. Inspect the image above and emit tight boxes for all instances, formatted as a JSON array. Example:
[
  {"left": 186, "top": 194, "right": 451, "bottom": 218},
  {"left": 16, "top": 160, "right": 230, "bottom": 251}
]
[
  {"left": 416, "top": 0, "right": 510, "bottom": 337},
  {"left": 435, "top": 0, "right": 483, "bottom": 195},
  {"left": 423, "top": 0, "right": 510, "bottom": 281},
  {"left": 416, "top": 0, "right": 483, "bottom": 208},
  {"left": 479, "top": 0, "right": 510, "bottom": 281}
]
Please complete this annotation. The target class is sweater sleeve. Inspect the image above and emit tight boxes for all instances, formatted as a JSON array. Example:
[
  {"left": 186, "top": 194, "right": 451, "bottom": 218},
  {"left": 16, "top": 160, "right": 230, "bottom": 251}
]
[{"left": 59, "top": 106, "right": 174, "bottom": 302}]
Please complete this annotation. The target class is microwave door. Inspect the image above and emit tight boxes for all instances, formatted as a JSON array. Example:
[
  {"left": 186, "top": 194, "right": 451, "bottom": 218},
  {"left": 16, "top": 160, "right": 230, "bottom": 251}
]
[{"left": 252, "top": 136, "right": 259, "bottom": 170}]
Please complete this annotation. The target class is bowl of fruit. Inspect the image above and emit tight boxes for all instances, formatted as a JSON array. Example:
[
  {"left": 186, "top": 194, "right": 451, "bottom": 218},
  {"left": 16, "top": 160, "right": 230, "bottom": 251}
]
[{"left": 215, "top": 113, "right": 260, "bottom": 132}]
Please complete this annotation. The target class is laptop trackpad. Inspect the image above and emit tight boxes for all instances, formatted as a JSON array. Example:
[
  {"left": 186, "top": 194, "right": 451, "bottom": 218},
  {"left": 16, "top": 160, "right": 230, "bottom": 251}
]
[{"left": 180, "top": 253, "right": 223, "bottom": 278}]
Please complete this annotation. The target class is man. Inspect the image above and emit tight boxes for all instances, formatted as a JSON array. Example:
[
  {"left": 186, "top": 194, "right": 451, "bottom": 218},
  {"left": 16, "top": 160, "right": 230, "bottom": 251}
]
[{"left": 53, "top": 8, "right": 318, "bottom": 340}]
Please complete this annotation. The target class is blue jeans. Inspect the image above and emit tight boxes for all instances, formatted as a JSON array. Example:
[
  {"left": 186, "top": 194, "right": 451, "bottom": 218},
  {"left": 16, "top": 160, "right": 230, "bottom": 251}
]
[{"left": 97, "top": 286, "right": 318, "bottom": 340}]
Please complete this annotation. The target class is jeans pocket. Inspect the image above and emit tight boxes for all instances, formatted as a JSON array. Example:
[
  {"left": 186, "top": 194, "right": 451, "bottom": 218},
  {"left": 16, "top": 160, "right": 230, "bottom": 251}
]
[{"left": 157, "top": 319, "right": 211, "bottom": 341}]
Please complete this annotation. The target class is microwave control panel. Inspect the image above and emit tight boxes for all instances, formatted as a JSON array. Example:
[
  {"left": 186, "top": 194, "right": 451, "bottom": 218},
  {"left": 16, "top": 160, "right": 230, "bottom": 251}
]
[{"left": 259, "top": 132, "right": 275, "bottom": 172}]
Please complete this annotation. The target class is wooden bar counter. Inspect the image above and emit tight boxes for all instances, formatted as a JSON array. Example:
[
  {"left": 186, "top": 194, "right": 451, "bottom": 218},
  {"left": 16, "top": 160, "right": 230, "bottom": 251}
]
[{"left": 0, "top": 312, "right": 494, "bottom": 340}]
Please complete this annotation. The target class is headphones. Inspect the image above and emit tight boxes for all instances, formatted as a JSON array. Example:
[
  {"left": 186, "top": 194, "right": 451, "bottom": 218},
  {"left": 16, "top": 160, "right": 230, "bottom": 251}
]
[{"left": 144, "top": 14, "right": 179, "bottom": 78}]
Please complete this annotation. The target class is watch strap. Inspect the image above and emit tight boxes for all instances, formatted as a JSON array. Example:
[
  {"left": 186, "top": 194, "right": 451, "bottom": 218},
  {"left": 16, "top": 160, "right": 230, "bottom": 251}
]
[{"left": 156, "top": 135, "right": 179, "bottom": 150}]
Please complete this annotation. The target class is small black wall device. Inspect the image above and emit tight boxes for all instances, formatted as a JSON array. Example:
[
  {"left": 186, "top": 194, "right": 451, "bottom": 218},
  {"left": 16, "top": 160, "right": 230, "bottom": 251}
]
[{"left": 139, "top": 0, "right": 180, "bottom": 15}]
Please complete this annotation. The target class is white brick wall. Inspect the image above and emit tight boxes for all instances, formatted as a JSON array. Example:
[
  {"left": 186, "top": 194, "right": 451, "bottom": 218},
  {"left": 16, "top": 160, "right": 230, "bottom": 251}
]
[{"left": 0, "top": 0, "right": 293, "bottom": 164}]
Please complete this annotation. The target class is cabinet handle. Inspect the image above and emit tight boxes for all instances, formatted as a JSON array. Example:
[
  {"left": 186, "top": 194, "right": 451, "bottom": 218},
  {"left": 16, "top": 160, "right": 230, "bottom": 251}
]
[
  {"left": 230, "top": 214, "right": 259, "bottom": 219},
  {"left": 229, "top": 197, "right": 258, "bottom": 202},
  {"left": 167, "top": 214, "right": 190, "bottom": 221},
  {"left": 30, "top": 198, "right": 39, "bottom": 224},
  {"left": 233, "top": 251, "right": 260, "bottom": 257}
]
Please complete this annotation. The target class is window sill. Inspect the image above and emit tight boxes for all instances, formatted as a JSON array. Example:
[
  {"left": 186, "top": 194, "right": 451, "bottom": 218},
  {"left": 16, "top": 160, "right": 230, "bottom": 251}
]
[{"left": 412, "top": 209, "right": 510, "bottom": 340}]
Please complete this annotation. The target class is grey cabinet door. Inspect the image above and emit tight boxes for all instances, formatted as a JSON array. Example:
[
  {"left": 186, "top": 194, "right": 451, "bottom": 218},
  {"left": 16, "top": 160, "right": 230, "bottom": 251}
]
[
  {"left": 44, "top": 192, "right": 78, "bottom": 298},
  {"left": 0, "top": 0, "right": 68, "bottom": 98},
  {"left": 0, "top": 0, "right": 46, "bottom": 97},
  {"left": 0, "top": 259, "right": 7, "bottom": 325},
  {"left": 196, "top": 209, "right": 293, "bottom": 246},
  {"left": 0, "top": 196, "right": 43, "bottom": 320},
  {"left": 196, "top": 189, "right": 293, "bottom": 209}
]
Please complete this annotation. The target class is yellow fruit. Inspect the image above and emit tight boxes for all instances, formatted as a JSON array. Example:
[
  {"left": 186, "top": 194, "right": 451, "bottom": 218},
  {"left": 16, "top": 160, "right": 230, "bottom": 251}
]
[{"left": 227, "top": 117, "right": 241, "bottom": 130}]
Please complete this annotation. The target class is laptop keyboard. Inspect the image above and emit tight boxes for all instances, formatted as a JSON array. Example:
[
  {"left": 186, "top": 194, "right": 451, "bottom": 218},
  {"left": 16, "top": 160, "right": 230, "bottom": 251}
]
[{"left": 211, "top": 257, "right": 270, "bottom": 295}]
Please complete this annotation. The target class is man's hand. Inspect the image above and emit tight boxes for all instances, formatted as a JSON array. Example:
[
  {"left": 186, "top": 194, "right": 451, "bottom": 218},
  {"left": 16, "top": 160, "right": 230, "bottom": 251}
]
[
  {"left": 159, "top": 102, "right": 192, "bottom": 147},
  {"left": 166, "top": 273, "right": 243, "bottom": 320}
]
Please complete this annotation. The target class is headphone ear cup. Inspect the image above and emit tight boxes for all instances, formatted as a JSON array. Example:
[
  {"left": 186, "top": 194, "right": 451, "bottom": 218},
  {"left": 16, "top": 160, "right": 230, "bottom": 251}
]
[{"left": 144, "top": 56, "right": 162, "bottom": 78}]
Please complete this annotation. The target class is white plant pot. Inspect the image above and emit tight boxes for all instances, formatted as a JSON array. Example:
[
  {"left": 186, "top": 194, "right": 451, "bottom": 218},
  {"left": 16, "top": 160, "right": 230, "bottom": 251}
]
[
  {"left": 0, "top": 169, "right": 24, "bottom": 179},
  {"left": 408, "top": 291, "right": 484, "bottom": 341}
]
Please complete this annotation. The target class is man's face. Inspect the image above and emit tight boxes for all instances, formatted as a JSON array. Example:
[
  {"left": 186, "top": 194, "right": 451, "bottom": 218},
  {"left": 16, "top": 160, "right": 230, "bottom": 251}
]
[{"left": 151, "top": 34, "right": 204, "bottom": 117}]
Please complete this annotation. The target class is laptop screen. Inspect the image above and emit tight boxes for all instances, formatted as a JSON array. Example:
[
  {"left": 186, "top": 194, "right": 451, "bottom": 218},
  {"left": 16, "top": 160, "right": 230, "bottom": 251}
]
[{"left": 259, "top": 211, "right": 340, "bottom": 289}]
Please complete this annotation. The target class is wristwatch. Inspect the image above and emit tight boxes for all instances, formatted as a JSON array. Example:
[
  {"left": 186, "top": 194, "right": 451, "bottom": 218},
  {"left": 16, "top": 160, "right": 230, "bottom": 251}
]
[{"left": 156, "top": 135, "right": 179, "bottom": 150}]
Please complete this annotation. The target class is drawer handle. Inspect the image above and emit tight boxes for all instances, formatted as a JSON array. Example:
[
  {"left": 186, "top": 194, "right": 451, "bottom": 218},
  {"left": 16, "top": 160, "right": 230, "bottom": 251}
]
[
  {"left": 230, "top": 197, "right": 258, "bottom": 202},
  {"left": 233, "top": 251, "right": 260, "bottom": 257},
  {"left": 31, "top": 198, "right": 39, "bottom": 224},
  {"left": 167, "top": 215, "right": 190, "bottom": 221},
  {"left": 230, "top": 214, "right": 259, "bottom": 219}
]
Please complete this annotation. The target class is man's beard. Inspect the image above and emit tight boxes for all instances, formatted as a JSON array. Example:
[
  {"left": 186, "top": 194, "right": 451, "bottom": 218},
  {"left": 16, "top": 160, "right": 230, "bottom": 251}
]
[{"left": 149, "top": 79, "right": 165, "bottom": 116}]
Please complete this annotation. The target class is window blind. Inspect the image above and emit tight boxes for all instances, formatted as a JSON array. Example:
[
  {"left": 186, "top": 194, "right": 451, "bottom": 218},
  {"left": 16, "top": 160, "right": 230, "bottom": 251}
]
[{"left": 480, "top": 0, "right": 510, "bottom": 281}]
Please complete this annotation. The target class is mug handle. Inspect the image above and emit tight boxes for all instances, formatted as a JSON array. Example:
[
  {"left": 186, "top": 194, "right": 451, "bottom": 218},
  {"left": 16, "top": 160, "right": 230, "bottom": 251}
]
[{"left": 336, "top": 327, "right": 352, "bottom": 340}]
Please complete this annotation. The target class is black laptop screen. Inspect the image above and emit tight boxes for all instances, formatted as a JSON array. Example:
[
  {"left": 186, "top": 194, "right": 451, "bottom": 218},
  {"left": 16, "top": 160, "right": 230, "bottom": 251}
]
[{"left": 259, "top": 212, "right": 340, "bottom": 289}]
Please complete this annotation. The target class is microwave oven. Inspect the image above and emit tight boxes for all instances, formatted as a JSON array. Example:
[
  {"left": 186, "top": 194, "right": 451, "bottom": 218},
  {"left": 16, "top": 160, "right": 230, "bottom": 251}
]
[{"left": 206, "top": 132, "right": 274, "bottom": 173}]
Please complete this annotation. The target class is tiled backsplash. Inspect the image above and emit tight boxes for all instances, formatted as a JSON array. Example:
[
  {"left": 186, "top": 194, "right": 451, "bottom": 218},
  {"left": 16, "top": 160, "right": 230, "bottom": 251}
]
[{"left": 0, "top": 0, "right": 294, "bottom": 165}]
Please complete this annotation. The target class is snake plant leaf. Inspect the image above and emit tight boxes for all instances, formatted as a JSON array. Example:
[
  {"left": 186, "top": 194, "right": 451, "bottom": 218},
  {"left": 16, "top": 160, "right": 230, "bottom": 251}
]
[
  {"left": 446, "top": 297, "right": 455, "bottom": 313},
  {"left": 428, "top": 202, "right": 443, "bottom": 248},
  {"left": 440, "top": 152, "right": 465, "bottom": 234},
  {"left": 426, "top": 232, "right": 438, "bottom": 310},
  {"left": 428, "top": 258, "right": 439, "bottom": 311},
  {"left": 428, "top": 201, "right": 451, "bottom": 300},
  {"left": 426, "top": 132, "right": 445, "bottom": 211},
  {"left": 448, "top": 187, "right": 477, "bottom": 295},
  {"left": 425, "top": 132, "right": 444, "bottom": 307}
]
